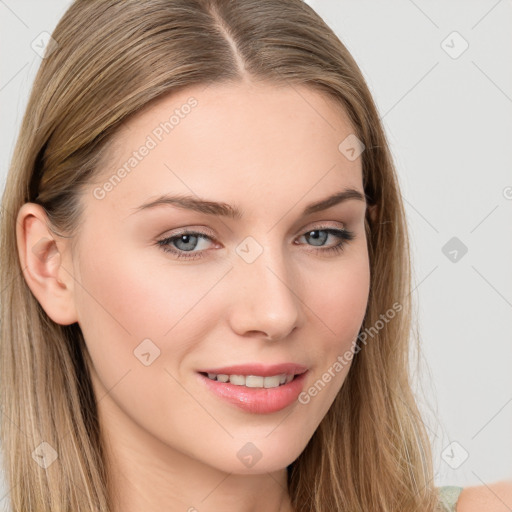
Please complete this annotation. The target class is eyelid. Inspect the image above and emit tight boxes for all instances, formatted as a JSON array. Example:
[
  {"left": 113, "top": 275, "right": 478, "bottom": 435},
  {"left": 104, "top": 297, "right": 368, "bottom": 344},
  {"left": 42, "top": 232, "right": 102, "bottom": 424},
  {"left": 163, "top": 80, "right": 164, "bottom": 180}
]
[
  {"left": 299, "top": 220, "right": 346, "bottom": 232},
  {"left": 158, "top": 221, "right": 347, "bottom": 242},
  {"left": 157, "top": 225, "right": 217, "bottom": 240}
]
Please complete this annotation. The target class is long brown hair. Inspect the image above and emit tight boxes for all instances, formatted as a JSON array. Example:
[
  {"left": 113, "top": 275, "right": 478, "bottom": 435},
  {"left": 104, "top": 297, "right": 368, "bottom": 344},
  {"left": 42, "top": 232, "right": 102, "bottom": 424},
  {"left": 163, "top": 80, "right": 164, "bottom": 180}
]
[{"left": 0, "top": 0, "right": 440, "bottom": 510}]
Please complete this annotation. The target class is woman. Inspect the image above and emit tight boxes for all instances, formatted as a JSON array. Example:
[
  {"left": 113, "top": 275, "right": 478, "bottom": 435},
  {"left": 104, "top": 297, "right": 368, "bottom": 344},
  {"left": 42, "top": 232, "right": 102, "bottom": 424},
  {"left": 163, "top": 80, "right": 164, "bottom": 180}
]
[{"left": 0, "top": 0, "right": 510, "bottom": 510}]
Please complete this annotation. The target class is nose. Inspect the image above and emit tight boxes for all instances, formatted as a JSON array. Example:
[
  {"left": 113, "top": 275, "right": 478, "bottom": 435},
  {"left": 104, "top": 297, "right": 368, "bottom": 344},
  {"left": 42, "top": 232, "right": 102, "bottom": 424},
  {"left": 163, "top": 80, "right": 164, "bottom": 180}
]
[{"left": 227, "top": 242, "right": 303, "bottom": 341}]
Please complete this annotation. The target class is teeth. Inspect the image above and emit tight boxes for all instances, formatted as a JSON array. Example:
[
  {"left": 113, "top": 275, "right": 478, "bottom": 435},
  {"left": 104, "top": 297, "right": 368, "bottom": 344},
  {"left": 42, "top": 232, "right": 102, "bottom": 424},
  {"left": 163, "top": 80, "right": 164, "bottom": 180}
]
[
  {"left": 230, "top": 375, "right": 246, "bottom": 386},
  {"left": 205, "top": 373, "right": 294, "bottom": 388},
  {"left": 246, "top": 375, "right": 264, "bottom": 388}
]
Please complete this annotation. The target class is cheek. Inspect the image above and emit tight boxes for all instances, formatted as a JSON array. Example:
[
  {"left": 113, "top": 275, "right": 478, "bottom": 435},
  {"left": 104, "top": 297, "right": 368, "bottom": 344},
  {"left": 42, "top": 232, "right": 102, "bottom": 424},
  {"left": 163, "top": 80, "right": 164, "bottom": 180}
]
[
  {"left": 276, "top": 253, "right": 370, "bottom": 447},
  {"left": 74, "top": 251, "right": 169, "bottom": 345},
  {"left": 73, "top": 245, "right": 231, "bottom": 371},
  {"left": 297, "top": 248, "right": 370, "bottom": 405},
  {"left": 306, "top": 248, "right": 370, "bottom": 348},
  {"left": 72, "top": 247, "right": 229, "bottom": 437}
]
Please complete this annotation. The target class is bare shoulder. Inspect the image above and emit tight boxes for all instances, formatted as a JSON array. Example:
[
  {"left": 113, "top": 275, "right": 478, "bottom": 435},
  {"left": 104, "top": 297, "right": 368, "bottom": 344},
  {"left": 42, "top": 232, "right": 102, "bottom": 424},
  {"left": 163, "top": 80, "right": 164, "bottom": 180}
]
[{"left": 456, "top": 480, "right": 512, "bottom": 512}]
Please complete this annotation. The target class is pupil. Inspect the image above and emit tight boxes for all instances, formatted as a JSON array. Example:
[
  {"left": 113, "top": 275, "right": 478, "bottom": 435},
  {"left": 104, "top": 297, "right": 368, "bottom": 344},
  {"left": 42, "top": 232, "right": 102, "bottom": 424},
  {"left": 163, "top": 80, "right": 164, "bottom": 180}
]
[
  {"left": 308, "top": 230, "right": 326, "bottom": 246},
  {"left": 177, "top": 234, "right": 197, "bottom": 251}
]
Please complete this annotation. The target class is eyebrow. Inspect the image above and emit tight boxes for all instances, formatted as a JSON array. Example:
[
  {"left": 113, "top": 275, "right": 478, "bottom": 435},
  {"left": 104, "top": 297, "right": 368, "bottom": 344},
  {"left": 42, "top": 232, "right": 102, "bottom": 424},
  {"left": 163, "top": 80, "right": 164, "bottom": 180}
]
[{"left": 130, "top": 188, "right": 366, "bottom": 220}]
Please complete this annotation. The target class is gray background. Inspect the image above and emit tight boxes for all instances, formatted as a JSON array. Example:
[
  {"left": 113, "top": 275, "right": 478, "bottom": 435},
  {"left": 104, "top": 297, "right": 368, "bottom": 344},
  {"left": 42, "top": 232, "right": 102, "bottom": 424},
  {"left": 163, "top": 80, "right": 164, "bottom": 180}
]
[{"left": 1, "top": 0, "right": 511, "bottom": 500}]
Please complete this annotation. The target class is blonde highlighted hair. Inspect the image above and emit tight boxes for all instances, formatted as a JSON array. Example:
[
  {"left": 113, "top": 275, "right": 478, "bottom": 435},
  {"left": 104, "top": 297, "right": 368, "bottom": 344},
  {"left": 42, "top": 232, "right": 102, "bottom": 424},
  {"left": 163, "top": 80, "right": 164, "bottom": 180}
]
[{"left": 0, "top": 0, "right": 440, "bottom": 510}]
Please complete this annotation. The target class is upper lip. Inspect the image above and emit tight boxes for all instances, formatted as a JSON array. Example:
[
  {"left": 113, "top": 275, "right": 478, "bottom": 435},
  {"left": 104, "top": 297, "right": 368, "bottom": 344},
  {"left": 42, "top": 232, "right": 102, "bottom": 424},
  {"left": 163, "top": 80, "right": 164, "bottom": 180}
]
[{"left": 197, "top": 363, "right": 308, "bottom": 377}]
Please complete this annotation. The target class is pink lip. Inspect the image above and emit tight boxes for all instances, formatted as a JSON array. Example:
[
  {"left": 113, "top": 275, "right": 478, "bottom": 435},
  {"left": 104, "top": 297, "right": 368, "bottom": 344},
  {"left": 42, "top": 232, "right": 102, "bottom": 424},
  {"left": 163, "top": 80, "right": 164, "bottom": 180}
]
[
  {"left": 197, "top": 365, "right": 309, "bottom": 415},
  {"left": 197, "top": 363, "right": 308, "bottom": 377}
]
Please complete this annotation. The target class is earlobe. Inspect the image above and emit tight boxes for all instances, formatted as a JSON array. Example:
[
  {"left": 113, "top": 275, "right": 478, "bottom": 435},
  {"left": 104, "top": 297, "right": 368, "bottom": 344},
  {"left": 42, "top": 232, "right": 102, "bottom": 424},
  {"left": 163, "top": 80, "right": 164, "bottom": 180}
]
[{"left": 16, "top": 203, "right": 78, "bottom": 326}]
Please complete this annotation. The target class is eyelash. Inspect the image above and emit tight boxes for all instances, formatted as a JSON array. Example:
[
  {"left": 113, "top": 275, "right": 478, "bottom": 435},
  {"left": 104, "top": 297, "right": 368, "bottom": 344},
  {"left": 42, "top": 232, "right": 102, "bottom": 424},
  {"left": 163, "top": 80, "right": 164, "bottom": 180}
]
[{"left": 156, "top": 226, "right": 355, "bottom": 261}]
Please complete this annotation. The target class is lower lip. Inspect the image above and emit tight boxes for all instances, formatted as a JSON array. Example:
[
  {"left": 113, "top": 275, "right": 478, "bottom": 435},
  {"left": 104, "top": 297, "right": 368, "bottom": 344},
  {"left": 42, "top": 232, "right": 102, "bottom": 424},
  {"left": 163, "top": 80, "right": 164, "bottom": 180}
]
[{"left": 197, "top": 371, "right": 308, "bottom": 414}]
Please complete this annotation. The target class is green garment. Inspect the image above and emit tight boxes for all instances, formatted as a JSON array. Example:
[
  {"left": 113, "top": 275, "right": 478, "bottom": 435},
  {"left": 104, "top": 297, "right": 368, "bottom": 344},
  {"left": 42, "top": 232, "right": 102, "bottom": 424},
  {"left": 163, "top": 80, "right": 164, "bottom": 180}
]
[{"left": 438, "top": 485, "right": 464, "bottom": 511}]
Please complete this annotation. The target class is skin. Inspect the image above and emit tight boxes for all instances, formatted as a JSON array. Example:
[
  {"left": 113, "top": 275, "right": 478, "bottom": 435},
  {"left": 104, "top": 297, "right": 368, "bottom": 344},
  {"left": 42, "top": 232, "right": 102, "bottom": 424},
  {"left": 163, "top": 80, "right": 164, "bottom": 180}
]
[
  {"left": 457, "top": 481, "right": 512, "bottom": 512},
  {"left": 15, "top": 80, "right": 511, "bottom": 511},
  {"left": 17, "top": 81, "right": 371, "bottom": 512}
]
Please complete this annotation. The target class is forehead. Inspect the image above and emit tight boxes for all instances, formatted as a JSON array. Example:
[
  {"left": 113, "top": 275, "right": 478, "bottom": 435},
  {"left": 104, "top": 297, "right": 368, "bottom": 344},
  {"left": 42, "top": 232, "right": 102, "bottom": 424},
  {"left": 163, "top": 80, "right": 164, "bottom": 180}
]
[{"left": 89, "top": 81, "right": 364, "bottom": 219}]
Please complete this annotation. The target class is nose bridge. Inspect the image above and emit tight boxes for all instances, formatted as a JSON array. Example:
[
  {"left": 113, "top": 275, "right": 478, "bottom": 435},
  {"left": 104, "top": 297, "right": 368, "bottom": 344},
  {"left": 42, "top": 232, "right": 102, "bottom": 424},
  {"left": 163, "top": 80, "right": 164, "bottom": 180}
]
[{"left": 228, "top": 232, "right": 302, "bottom": 338}]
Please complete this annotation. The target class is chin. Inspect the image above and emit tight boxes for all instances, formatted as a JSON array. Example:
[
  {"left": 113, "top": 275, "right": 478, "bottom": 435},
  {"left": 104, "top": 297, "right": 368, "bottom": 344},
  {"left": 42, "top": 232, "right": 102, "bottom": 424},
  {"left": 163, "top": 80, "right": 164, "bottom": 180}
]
[{"left": 200, "top": 439, "right": 305, "bottom": 476}]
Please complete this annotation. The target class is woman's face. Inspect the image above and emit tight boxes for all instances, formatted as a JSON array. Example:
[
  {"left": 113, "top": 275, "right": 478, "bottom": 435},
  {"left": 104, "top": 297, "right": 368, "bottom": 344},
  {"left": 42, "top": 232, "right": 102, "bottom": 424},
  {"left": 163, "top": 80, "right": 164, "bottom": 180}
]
[{"left": 68, "top": 81, "right": 370, "bottom": 474}]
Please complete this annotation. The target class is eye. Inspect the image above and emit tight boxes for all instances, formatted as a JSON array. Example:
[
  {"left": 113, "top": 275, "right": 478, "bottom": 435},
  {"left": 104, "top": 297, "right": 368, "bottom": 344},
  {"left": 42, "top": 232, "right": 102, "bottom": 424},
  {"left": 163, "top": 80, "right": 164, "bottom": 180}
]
[
  {"left": 295, "top": 227, "right": 355, "bottom": 256},
  {"left": 156, "top": 231, "right": 215, "bottom": 260},
  {"left": 156, "top": 225, "right": 355, "bottom": 261}
]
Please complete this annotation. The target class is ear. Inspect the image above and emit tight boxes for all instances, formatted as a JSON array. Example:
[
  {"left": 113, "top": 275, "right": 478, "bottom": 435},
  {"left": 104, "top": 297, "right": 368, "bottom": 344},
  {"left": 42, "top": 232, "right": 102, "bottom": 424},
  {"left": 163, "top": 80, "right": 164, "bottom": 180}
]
[{"left": 16, "top": 203, "right": 78, "bottom": 325}]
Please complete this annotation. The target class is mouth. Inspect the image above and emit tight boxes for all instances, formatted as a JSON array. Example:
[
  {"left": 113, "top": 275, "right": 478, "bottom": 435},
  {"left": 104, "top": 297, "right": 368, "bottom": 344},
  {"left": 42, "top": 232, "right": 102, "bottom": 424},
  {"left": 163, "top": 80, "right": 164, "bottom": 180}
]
[
  {"left": 199, "top": 372, "right": 298, "bottom": 388},
  {"left": 196, "top": 364, "right": 309, "bottom": 414}
]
